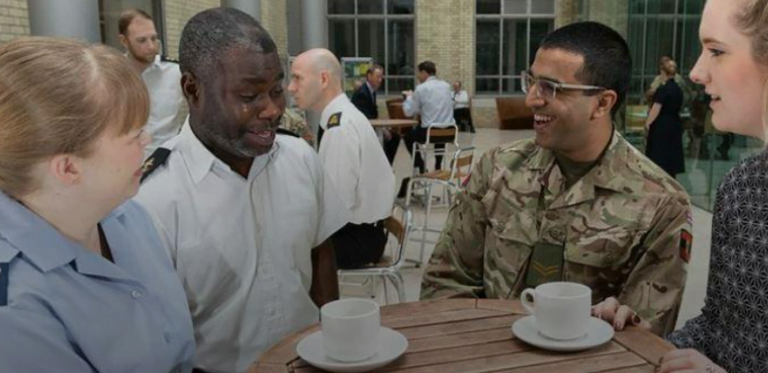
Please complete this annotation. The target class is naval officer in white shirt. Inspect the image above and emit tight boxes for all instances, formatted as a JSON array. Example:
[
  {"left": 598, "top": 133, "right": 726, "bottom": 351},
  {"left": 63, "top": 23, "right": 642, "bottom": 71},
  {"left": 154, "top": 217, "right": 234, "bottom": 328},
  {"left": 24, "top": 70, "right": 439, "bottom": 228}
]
[
  {"left": 135, "top": 9, "right": 348, "bottom": 373},
  {"left": 118, "top": 9, "right": 187, "bottom": 159},
  {"left": 288, "top": 49, "right": 395, "bottom": 269}
]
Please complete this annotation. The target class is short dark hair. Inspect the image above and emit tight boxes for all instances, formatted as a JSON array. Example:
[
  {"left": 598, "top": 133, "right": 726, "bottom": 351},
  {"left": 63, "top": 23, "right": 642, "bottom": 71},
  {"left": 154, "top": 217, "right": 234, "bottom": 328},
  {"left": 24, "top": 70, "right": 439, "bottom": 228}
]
[
  {"left": 417, "top": 61, "right": 436, "bottom": 76},
  {"left": 178, "top": 7, "right": 277, "bottom": 84},
  {"left": 118, "top": 9, "right": 153, "bottom": 36},
  {"left": 366, "top": 63, "right": 384, "bottom": 75},
  {"left": 539, "top": 21, "right": 631, "bottom": 116}
]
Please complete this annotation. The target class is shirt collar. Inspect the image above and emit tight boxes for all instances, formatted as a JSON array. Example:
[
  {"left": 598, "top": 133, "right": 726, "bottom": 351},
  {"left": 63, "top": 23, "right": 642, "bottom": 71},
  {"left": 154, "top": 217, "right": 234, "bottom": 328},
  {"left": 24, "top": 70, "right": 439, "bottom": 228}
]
[
  {"left": 177, "top": 118, "right": 281, "bottom": 183},
  {"left": 0, "top": 191, "right": 124, "bottom": 272},
  {"left": 525, "top": 130, "right": 629, "bottom": 194},
  {"left": 320, "top": 94, "right": 349, "bottom": 130},
  {"left": 365, "top": 81, "right": 375, "bottom": 95}
]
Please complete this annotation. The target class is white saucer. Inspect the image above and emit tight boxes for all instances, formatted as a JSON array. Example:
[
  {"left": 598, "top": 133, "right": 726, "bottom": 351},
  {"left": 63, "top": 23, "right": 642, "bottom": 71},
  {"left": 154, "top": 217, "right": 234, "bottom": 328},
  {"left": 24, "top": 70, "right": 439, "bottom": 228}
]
[
  {"left": 296, "top": 327, "right": 408, "bottom": 373},
  {"left": 511, "top": 316, "right": 614, "bottom": 352}
]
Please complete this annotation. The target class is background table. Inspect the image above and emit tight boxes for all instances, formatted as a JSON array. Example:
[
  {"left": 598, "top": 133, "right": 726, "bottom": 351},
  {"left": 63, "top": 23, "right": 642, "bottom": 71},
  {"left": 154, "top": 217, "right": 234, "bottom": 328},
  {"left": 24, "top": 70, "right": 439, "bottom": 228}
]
[
  {"left": 250, "top": 299, "right": 674, "bottom": 373},
  {"left": 370, "top": 119, "right": 418, "bottom": 129}
]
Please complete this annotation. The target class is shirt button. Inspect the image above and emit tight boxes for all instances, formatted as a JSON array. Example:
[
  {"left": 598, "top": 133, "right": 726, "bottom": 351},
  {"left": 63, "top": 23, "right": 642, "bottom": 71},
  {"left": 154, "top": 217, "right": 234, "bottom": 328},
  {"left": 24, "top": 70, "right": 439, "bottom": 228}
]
[
  {"left": 549, "top": 228, "right": 565, "bottom": 241},
  {"left": 131, "top": 290, "right": 142, "bottom": 299}
]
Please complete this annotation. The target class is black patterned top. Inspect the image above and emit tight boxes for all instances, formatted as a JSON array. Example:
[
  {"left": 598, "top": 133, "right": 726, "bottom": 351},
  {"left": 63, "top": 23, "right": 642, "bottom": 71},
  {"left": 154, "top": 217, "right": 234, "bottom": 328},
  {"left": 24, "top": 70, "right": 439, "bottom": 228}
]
[{"left": 668, "top": 150, "right": 768, "bottom": 372}]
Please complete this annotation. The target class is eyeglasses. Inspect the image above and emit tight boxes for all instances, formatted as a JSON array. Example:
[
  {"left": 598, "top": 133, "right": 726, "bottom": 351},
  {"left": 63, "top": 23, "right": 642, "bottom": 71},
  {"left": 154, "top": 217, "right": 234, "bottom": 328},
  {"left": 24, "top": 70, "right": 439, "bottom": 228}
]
[{"left": 521, "top": 70, "right": 605, "bottom": 100}]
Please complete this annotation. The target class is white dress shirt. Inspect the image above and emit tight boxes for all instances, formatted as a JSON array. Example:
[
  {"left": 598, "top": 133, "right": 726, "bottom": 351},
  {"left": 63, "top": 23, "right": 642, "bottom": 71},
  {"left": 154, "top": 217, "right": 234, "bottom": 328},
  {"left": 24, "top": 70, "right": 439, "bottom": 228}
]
[
  {"left": 142, "top": 55, "right": 187, "bottom": 159},
  {"left": 135, "top": 122, "right": 349, "bottom": 373},
  {"left": 453, "top": 89, "right": 470, "bottom": 109},
  {"left": 403, "top": 76, "right": 456, "bottom": 128},
  {"left": 319, "top": 94, "right": 395, "bottom": 224}
]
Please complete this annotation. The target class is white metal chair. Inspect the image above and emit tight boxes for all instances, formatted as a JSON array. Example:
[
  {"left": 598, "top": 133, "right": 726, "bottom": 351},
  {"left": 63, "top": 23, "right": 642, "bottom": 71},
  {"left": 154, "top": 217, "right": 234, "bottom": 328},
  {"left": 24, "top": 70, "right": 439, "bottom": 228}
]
[
  {"left": 405, "top": 145, "right": 475, "bottom": 267},
  {"left": 337, "top": 207, "right": 413, "bottom": 304},
  {"left": 411, "top": 123, "right": 459, "bottom": 177}
]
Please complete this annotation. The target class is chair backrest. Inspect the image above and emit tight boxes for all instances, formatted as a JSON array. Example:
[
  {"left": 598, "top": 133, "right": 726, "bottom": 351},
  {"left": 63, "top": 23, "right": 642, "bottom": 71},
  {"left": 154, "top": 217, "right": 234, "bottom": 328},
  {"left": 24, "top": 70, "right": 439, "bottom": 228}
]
[
  {"left": 448, "top": 146, "right": 475, "bottom": 184},
  {"left": 425, "top": 123, "right": 458, "bottom": 145},
  {"left": 385, "top": 207, "right": 412, "bottom": 269}
]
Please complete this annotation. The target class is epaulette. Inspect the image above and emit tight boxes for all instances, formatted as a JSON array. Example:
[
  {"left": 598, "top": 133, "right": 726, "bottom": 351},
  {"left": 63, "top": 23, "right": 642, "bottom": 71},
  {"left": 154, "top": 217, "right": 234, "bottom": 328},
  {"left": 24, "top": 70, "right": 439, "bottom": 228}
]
[
  {"left": 0, "top": 262, "right": 7, "bottom": 306},
  {"left": 141, "top": 148, "right": 171, "bottom": 183},
  {"left": 276, "top": 128, "right": 300, "bottom": 138},
  {"left": 160, "top": 55, "right": 179, "bottom": 64},
  {"left": 327, "top": 112, "right": 342, "bottom": 129}
]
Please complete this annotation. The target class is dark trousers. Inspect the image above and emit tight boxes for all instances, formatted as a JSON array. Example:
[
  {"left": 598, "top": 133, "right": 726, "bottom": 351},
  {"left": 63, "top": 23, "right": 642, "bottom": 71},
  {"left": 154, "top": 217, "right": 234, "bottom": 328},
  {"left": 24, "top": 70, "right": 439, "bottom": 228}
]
[
  {"left": 404, "top": 126, "right": 445, "bottom": 174},
  {"left": 333, "top": 221, "right": 388, "bottom": 269},
  {"left": 383, "top": 132, "right": 401, "bottom": 165},
  {"left": 454, "top": 108, "right": 474, "bottom": 132}
]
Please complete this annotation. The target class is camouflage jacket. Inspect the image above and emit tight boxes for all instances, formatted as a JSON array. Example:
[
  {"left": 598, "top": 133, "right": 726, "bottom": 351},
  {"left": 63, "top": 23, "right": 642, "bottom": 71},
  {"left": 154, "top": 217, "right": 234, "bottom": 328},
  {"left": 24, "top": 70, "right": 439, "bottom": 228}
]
[
  {"left": 420, "top": 131, "right": 692, "bottom": 336},
  {"left": 279, "top": 108, "right": 314, "bottom": 146}
]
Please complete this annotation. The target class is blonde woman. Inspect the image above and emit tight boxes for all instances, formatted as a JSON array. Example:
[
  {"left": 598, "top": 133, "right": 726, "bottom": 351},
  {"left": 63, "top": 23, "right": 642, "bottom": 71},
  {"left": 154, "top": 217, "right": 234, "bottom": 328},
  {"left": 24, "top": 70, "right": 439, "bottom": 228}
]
[
  {"left": 0, "top": 38, "right": 195, "bottom": 372},
  {"left": 594, "top": 0, "right": 768, "bottom": 372}
]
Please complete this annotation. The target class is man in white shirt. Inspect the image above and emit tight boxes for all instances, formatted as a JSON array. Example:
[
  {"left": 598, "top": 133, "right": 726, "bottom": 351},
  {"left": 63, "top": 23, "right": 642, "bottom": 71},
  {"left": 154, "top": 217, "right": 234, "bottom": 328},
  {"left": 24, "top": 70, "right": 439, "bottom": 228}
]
[
  {"left": 118, "top": 9, "right": 187, "bottom": 159},
  {"left": 453, "top": 81, "right": 475, "bottom": 133},
  {"left": 288, "top": 48, "right": 395, "bottom": 269},
  {"left": 402, "top": 60, "right": 456, "bottom": 174},
  {"left": 135, "top": 9, "right": 347, "bottom": 373}
]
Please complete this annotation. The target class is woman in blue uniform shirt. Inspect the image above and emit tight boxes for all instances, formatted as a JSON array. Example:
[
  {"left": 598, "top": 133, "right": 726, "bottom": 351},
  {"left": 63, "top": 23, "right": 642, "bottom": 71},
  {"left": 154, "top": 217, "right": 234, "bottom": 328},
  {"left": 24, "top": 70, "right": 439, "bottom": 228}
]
[{"left": 0, "top": 37, "right": 195, "bottom": 372}]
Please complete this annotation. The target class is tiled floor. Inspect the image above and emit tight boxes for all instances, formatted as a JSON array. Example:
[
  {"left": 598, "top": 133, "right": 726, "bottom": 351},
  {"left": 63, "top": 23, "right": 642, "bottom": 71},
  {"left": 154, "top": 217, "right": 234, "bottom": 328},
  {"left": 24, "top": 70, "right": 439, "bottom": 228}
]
[{"left": 339, "top": 128, "right": 713, "bottom": 332}]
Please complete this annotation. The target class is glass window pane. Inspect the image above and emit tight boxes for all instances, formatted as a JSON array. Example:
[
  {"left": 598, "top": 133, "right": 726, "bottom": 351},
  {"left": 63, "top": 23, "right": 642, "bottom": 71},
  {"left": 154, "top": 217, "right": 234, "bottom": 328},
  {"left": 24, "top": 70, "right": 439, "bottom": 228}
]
[
  {"left": 629, "top": 0, "right": 646, "bottom": 14},
  {"left": 660, "top": 0, "right": 677, "bottom": 14},
  {"left": 388, "top": 0, "right": 414, "bottom": 15},
  {"left": 477, "top": 20, "right": 501, "bottom": 75},
  {"left": 503, "top": 0, "right": 527, "bottom": 14},
  {"left": 502, "top": 76, "right": 522, "bottom": 94},
  {"left": 328, "top": 0, "right": 355, "bottom": 14},
  {"left": 476, "top": 0, "right": 501, "bottom": 14},
  {"left": 681, "top": 17, "right": 702, "bottom": 75},
  {"left": 358, "top": 20, "right": 385, "bottom": 64},
  {"left": 531, "top": 0, "right": 555, "bottom": 14},
  {"left": 476, "top": 78, "right": 500, "bottom": 94},
  {"left": 358, "top": 0, "right": 384, "bottom": 14},
  {"left": 529, "top": 20, "right": 553, "bottom": 65},
  {"left": 501, "top": 19, "right": 526, "bottom": 76},
  {"left": 386, "top": 78, "right": 415, "bottom": 95},
  {"left": 644, "top": 18, "right": 675, "bottom": 75},
  {"left": 329, "top": 20, "right": 356, "bottom": 58},
  {"left": 684, "top": 0, "right": 704, "bottom": 14},
  {"left": 387, "top": 20, "right": 415, "bottom": 75}
]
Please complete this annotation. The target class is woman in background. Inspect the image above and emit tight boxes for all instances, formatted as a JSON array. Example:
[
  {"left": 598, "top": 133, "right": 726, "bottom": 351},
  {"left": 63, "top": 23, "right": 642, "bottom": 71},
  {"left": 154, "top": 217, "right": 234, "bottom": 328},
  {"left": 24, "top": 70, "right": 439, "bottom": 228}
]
[{"left": 645, "top": 57, "right": 685, "bottom": 178}]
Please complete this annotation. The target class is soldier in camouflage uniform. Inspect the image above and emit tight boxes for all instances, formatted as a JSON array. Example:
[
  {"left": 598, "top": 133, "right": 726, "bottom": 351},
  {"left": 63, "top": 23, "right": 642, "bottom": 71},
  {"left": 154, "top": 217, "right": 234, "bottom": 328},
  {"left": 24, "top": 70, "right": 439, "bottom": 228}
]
[
  {"left": 420, "top": 22, "right": 692, "bottom": 337},
  {"left": 279, "top": 107, "right": 314, "bottom": 146}
]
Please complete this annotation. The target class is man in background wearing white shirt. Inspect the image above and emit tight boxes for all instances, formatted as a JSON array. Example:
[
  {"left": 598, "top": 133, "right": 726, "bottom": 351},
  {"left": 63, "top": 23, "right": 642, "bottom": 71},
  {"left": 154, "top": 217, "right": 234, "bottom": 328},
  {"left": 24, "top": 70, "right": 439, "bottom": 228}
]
[
  {"left": 136, "top": 9, "right": 347, "bottom": 373},
  {"left": 402, "top": 60, "right": 455, "bottom": 174},
  {"left": 289, "top": 48, "right": 395, "bottom": 269},
  {"left": 453, "top": 81, "right": 475, "bottom": 133},
  {"left": 118, "top": 9, "right": 187, "bottom": 159}
]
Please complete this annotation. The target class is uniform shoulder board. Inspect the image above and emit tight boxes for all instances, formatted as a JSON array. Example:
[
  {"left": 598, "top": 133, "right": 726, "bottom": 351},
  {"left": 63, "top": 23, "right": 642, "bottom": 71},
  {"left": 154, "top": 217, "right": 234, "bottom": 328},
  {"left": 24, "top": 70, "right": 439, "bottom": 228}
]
[
  {"left": 276, "top": 127, "right": 300, "bottom": 138},
  {"left": 0, "top": 262, "right": 8, "bottom": 306},
  {"left": 160, "top": 55, "right": 179, "bottom": 64},
  {"left": 141, "top": 148, "right": 171, "bottom": 183},
  {"left": 327, "top": 112, "right": 342, "bottom": 129}
]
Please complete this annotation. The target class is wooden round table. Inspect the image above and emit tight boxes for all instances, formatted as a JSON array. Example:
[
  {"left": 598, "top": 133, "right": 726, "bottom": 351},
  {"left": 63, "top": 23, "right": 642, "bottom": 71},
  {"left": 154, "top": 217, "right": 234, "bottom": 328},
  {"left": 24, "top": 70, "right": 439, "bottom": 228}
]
[
  {"left": 249, "top": 299, "right": 673, "bottom": 372},
  {"left": 370, "top": 119, "right": 418, "bottom": 129}
]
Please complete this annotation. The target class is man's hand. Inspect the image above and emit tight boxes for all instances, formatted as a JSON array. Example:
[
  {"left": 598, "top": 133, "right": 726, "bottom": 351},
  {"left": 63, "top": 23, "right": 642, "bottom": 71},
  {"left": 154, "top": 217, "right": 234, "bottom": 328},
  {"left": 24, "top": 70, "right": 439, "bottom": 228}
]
[
  {"left": 309, "top": 238, "right": 339, "bottom": 307},
  {"left": 655, "top": 349, "right": 726, "bottom": 373},
  {"left": 591, "top": 297, "right": 652, "bottom": 331},
  {"left": 402, "top": 90, "right": 413, "bottom": 98}
]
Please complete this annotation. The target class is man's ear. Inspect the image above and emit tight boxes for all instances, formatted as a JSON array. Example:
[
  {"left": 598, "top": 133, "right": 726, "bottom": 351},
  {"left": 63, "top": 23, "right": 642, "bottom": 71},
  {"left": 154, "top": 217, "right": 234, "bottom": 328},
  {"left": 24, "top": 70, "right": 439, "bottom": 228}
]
[
  {"left": 592, "top": 90, "right": 618, "bottom": 120},
  {"left": 118, "top": 34, "right": 129, "bottom": 51},
  {"left": 48, "top": 154, "right": 83, "bottom": 187},
  {"left": 181, "top": 72, "right": 201, "bottom": 109}
]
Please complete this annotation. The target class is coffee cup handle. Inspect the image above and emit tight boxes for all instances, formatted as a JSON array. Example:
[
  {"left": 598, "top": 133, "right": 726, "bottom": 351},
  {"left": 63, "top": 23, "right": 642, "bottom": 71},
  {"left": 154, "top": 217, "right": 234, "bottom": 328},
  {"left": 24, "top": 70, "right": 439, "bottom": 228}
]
[{"left": 520, "top": 288, "right": 536, "bottom": 315}]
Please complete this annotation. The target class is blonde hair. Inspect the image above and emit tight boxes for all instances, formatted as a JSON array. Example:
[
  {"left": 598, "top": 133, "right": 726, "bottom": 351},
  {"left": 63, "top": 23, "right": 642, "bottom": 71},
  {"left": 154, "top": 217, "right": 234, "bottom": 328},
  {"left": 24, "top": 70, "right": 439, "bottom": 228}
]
[
  {"left": 0, "top": 37, "right": 149, "bottom": 198},
  {"left": 734, "top": 0, "right": 768, "bottom": 141}
]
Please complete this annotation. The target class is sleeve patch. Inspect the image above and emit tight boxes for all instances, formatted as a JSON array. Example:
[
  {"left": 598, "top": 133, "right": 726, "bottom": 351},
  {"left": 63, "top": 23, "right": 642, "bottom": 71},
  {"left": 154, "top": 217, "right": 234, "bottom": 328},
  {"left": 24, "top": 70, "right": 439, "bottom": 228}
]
[{"left": 679, "top": 229, "right": 692, "bottom": 263}]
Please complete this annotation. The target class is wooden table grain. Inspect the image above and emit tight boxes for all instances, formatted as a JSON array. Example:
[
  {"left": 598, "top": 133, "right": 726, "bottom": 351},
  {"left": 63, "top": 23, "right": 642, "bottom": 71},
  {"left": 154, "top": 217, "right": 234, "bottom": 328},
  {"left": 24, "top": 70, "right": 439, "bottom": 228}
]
[
  {"left": 249, "top": 299, "right": 674, "bottom": 373},
  {"left": 370, "top": 119, "right": 419, "bottom": 128}
]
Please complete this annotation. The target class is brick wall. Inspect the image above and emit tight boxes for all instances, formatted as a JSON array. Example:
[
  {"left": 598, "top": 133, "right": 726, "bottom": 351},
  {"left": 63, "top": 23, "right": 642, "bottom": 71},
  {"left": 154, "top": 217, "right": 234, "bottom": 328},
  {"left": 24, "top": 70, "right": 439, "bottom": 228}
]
[
  {"left": 260, "top": 0, "right": 288, "bottom": 59},
  {"left": 555, "top": 0, "right": 579, "bottom": 28},
  {"left": 586, "top": 0, "right": 628, "bottom": 38},
  {"left": 415, "top": 0, "right": 475, "bottom": 95},
  {"left": 0, "top": 0, "right": 29, "bottom": 44},
  {"left": 164, "top": 0, "right": 221, "bottom": 59}
]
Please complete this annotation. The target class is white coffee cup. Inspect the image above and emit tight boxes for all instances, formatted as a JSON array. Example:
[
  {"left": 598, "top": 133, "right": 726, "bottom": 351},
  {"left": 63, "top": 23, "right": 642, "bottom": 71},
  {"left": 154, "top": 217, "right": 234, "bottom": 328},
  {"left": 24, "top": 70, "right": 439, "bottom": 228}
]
[
  {"left": 321, "top": 298, "right": 380, "bottom": 362},
  {"left": 520, "top": 282, "right": 592, "bottom": 340}
]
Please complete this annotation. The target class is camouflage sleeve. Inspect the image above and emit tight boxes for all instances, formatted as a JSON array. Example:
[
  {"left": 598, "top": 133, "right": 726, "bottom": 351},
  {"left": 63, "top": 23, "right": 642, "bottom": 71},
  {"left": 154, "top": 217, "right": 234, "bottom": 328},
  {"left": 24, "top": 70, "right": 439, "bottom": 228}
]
[
  {"left": 617, "top": 194, "right": 691, "bottom": 337},
  {"left": 419, "top": 149, "right": 494, "bottom": 299}
]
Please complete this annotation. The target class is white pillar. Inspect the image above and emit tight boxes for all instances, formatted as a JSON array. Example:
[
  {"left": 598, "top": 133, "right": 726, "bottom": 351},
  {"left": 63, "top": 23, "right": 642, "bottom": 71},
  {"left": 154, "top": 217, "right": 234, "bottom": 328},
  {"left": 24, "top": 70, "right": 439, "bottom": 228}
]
[{"left": 223, "top": 0, "right": 261, "bottom": 21}]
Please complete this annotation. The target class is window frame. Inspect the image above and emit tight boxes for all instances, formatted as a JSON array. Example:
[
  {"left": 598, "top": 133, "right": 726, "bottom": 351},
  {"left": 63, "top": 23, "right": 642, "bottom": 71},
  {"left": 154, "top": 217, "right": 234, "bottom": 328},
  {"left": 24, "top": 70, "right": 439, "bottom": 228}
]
[
  {"left": 327, "top": 0, "right": 416, "bottom": 96},
  {"left": 475, "top": 0, "right": 555, "bottom": 96}
]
